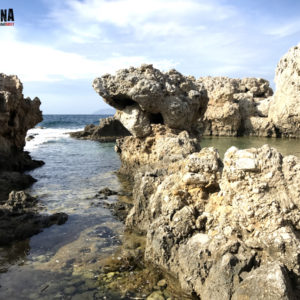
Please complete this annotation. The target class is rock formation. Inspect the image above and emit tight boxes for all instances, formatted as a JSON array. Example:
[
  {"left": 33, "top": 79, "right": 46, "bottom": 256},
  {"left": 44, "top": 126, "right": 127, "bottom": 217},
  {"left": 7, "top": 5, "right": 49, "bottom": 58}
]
[
  {"left": 70, "top": 116, "right": 131, "bottom": 142},
  {"left": 0, "top": 191, "right": 68, "bottom": 245},
  {"left": 90, "top": 43, "right": 300, "bottom": 139},
  {"left": 269, "top": 43, "right": 300, "bottom": 138},
  {"left": 0, "top": 73, "right": 68, "bottom": 245},
  {"left": 197, "top": 77, "right": 275, "bottom": 137},
  {"left": 0, "top": 73, "right": 42, "bottom": 158},
  {"left": 92, "top": 64, "right": 208, "bottom": 137},
  {"left": 90, "top": 43, "right": 300, "bottom": 299},
  {"left": 124, "top": 141, "right": 300, "bottom": 299},
  {"left": 0, "top": 73, "right": 43, "bottom": 201}
]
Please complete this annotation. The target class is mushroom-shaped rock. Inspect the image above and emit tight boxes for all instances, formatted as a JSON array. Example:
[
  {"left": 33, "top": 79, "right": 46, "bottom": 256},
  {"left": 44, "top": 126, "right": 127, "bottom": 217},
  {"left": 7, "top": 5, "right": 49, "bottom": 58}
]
[{"left": 93, "top": 64, "right": 208, "bottom": 137}]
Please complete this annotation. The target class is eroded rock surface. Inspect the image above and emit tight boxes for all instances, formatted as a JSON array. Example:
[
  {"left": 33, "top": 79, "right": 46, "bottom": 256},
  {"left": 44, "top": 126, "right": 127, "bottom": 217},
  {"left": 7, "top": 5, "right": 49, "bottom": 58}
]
[
  {"left": 0, "top": 73, "right": 43, "bottom": 201},
  {"left": 0, "top": 191, "right": 68, "bottom": 246},
  {"left": 124, "top": 144, "right": 300, "bottom": 299},
  {"left": 91, "top": 42, "right": 300, "bottom": 299},
  {"left": 115, "top": 124, "right": 200, "bottom": 178},
  {"left": 93, "top": 64, "right": 208, "bottom": 137},
  {"left": 0, "top": 73, "right": 42, "bottom": 156},
  {"left": 70, "top": 116, "right": 130, "bottom": 142},
  {"left": 269, "top": 44, "right": 300, "bottom": 137},
  {"left": 0, "top": 74, "right": 68, "bottom": 245},
  {"left": 92, "top": 43, "right": 300, "bottom": 139},
  {"left": 197, "top": 77, "right": 274, "bottom": 136}
]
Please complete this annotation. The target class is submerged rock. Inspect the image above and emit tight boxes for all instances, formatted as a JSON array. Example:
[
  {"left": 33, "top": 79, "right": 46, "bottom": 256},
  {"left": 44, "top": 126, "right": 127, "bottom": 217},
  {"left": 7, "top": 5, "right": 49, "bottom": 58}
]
[{"left": 0, "top": 190, "right": 68, "bottom": 245}]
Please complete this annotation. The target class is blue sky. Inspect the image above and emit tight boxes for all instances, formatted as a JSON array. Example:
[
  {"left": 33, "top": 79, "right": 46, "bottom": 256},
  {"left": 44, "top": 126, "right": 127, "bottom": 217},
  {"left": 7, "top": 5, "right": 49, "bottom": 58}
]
[{"left": 1, "top": 0, "right": 300, "bottom": 114}]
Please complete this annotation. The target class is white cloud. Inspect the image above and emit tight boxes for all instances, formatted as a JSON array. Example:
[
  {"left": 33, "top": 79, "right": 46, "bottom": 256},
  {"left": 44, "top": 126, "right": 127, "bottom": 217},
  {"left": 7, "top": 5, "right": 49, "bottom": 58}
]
[
  {"left": 265, "top": 20, "right": 300, "bottom": 38},
  {"left": 49, "top": 0, "right": 236, "bottom": 40},
  {"left": 1, "top": 34, "right": 176, "bottom": 82}
]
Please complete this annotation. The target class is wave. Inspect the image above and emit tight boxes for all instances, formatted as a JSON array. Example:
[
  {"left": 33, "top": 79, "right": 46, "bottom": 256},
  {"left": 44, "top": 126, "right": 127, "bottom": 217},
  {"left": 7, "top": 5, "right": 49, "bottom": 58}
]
[{"left": 24, "top": 127, "right": 82, "bottom": 151}]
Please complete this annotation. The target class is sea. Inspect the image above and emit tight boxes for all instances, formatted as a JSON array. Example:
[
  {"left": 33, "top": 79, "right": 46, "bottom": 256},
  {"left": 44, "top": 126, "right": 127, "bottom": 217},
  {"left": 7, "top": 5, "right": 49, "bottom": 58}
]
[
  {"left": 0, "top": 114, "right": 299, "bottom": 300},
  {"left": 0, "top": 115, "right": 127, "bottom": 300}
]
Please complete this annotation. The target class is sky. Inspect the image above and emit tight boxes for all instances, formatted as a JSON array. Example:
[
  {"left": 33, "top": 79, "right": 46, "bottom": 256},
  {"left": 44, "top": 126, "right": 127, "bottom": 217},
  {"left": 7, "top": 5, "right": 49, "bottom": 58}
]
[{"left": 0, "top": 0, "right": 300, "bottom": 114}]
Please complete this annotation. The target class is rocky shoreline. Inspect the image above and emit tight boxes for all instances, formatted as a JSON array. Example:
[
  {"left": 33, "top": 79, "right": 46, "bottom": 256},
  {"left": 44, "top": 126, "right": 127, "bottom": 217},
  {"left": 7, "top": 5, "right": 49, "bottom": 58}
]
[
  {"left": 1, "top": 42, "right": 299, "bottom": 299},
  {"left": 88, "top": 43, "right": 300, "bottom": 299},
  {"left": 0, "top": 74, "right": 68, "bottom": 245},
  {"left": 74, "top": 44, "right": 299, "bottom": 142}
]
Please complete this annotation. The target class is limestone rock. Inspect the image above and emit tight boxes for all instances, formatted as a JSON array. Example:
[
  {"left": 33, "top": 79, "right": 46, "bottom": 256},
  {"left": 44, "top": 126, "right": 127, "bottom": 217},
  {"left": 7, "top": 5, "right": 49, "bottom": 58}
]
[
  {"left": 232, "top": 263, "right": 295, "bottom": 300},
  {"left": 93, "top": 64, "right": 208, "bottom": 135},
  {"left": 196, "top": 76, "right": 273, "bottom": 136},
  {"left": 0, "top": 74, "right": 43, "bottom": 201},
  {"left": 115, "top": 124, "right": 201, "bottom": 177},
  {"left": 0, "top": 73, "right": 42, "bottom": 155},
  {"left": 70, "top": 116, "right": 130, "bottom": 142},
  {"left": 269, "top": 44, "right": 300, "bottom": 137},
  {"left": 115, "top": 104, "right": 151, "bottom": 137},
  {"left": 125, "top": 144, "right": 300, "bottom": 299}
]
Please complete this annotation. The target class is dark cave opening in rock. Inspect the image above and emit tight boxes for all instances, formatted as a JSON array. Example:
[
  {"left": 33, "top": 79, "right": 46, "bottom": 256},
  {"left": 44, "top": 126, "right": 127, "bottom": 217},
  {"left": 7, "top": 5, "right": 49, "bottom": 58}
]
[
  {"left": 0, "top": 94, "right": 6, "bottom": 112},
  {"left": 111, "top": 94, "right": 136, "bottom": 109},
  {"left": 149, "top": 113, "right": 164, "bottom": 125},
  {"left": 8, "top": 110, "right": 16, "bottom": 127}
]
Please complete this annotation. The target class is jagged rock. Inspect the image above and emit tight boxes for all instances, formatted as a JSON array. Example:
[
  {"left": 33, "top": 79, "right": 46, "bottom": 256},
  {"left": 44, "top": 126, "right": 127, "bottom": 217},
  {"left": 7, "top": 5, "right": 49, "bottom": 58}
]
[
  {"left": 0, "top": 74, "right": 43, "bottom": 201},
  {"left": 115, "top": 124, "right": 201, "bottom": 178},
  {"left": 70, "top": 116, "right": 130, "bottom": 142},
  {"left": 93, "top": 64, "right": 208, "bottom": 136},
  {"left": 196, "top": 76, "right": 274, "bottom": 136},
  {"left": 115, "top": 104, "right": 151, "bottom": 137},
  {"left": 269, "top": 44, "right": 300, "bottom": 137},
  {"left": 91, "top": 43, "right": 300, "bottom": 299},
  {"left": 123, "top": 144, "right": 300, "bottom": 299},
  {"left": 0, "top": 73, "right": 42, "bottom": 155},
  {"left": 0, "top": 195, "right": 68, "bottom": 246},
  {"left": 4, "top": 190, "right": 37, "bottom": 211},
  {"left": 232, "top": 263, "right": 295, "bottom": 300}
]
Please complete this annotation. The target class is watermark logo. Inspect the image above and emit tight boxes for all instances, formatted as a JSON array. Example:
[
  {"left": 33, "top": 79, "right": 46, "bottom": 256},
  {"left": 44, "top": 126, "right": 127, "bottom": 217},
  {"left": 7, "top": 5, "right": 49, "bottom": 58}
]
[{"left": 1, "top": 8, "right": 14, "bottom": 26}]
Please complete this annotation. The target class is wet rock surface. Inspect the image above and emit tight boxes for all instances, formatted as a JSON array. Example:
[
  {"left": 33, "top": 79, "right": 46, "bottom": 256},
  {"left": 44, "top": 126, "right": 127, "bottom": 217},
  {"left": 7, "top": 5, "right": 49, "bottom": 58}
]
[
  {"left": 70, "top": 116, "right": 131, "bottom": 142},
  {"left": 0, "top": 191, "right": 68, "bottom": 246},
  {"left": 0, "top": 73, "right": 43, "bottom": 201},
  {"left": 0, "top": 74, "right": 69, "bottom": 247}
]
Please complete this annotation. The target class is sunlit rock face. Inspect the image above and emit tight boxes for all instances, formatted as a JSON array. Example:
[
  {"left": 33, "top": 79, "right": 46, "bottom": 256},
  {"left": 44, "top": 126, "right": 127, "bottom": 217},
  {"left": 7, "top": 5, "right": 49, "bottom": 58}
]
[
  {"left": 93, "top": 64, "right": 208, "bottom": 137},
  {"left": 131, "top": 145, "right": 300, "bottom": 299},
  {"left": 269, "top": 43, "right": 300, "bottom": 138},
  {"left": 0, "top": 73, "right": 42, "bottom": 158},
  {"left": 90, "top": 43, "right": 300, "bottom": 299},
  {"left": 196, "top": 76, "right": 274, "bottom": 137}
]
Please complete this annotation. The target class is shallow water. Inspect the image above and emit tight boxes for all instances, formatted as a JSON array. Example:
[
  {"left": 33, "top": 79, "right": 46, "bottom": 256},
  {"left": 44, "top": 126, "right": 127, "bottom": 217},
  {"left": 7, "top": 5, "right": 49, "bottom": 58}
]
[
  {"left": 0, "top": 116, "right": 128, "bottom": 299},
  {"left": 201, "top": 136, "right": 300, "bottom": 158}
]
